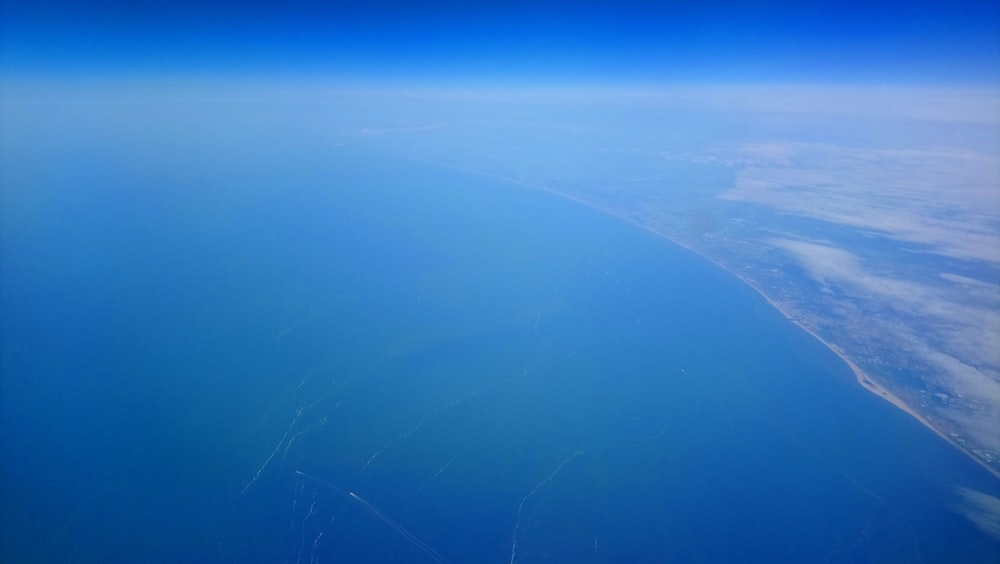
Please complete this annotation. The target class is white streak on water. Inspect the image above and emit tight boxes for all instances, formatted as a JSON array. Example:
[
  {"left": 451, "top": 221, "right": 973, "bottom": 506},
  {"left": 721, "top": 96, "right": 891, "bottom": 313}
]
[
  {"left": 509, "top": 450, "right": 585, "bottom": 564},
  {"left": 280, "top": 414, "right": 331, "bottom": 471},
  {"left": 359, "top": 378, "right": 513, "bottom": 476},
  {"left": 242, "top": 407, "right": 305, "bottom": 495},
  {"left": 405, "top": 457, "right": 456, "bottom": 509},
  {"left": 347, "top": 491, "right": 447, "bottom": 563}
]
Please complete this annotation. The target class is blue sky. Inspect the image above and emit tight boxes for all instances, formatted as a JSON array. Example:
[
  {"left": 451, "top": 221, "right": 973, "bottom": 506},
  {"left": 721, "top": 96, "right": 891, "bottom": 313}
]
[{"left": 2, "top": 0, "right": 999, "bottom": 83}]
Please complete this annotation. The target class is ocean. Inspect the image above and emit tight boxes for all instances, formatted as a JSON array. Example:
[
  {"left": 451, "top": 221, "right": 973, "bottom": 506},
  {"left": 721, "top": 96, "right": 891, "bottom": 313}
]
[{"left": 1, "top": 105, "right": 998, "bottom": 563}]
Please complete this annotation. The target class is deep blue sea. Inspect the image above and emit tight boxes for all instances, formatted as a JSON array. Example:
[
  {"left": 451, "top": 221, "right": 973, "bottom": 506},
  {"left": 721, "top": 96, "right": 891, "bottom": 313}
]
[{"left": 2, "top": 105, "right": 999, "bottom": 563}]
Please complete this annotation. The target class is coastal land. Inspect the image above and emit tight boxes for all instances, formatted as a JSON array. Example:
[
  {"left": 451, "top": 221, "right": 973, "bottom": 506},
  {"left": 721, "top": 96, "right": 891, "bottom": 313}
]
[
  {"left": 553, "top": 191, "right": 1000, "bottom": 482},
  {"left": 420, "top": 158, "right": 999, "bottom": 480}
]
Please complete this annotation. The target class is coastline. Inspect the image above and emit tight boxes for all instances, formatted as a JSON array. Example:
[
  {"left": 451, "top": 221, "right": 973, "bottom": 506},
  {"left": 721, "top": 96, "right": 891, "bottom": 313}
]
[
  {"left": 412, "top": 157, "right": 1000, "bottom": 480},
  {"left": 742, "top": 286, "right": 1000, "bottom": 482},
  {"left": 541, "top": 188, "right": 1000, "bottom": 482}
]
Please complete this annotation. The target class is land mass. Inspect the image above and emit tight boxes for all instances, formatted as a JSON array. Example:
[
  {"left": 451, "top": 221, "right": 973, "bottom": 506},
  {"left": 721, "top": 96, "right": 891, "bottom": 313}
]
[
  {"left": 553, "top": 186, "right": 1000, "bottom": 480},
  {"left": 418, "top": 158, "right": 1000, "bottom": 480},
  {"left": 563, "top": 190, "right": 1000, "bottom": 481}
]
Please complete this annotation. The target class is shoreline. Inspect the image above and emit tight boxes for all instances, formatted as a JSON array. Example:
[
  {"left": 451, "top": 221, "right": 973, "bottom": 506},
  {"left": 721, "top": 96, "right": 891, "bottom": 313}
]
[
  {"left": 545, "top": 189, "right": 1000, "bottom": 481},
  {"left": 412, "top": 157, "right": 999, "bottom": 480}
]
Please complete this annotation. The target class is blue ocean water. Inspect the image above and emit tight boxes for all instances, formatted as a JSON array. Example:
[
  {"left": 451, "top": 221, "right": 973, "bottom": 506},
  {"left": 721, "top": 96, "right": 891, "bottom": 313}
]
[{"left": 2, "top": 106, "right": 999, "bottom": 563}]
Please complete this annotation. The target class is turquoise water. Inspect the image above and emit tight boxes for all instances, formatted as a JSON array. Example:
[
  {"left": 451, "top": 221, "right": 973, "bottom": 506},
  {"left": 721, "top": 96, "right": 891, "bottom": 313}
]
[{"left": 2, "top": 113, "right": 999, "bottom": 562}]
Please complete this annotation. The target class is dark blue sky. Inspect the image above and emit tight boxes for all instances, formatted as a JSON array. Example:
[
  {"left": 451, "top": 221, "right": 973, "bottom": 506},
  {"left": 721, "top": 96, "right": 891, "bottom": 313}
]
[{"left": 2, "top": 0, "right": 999, "bottom": 83}]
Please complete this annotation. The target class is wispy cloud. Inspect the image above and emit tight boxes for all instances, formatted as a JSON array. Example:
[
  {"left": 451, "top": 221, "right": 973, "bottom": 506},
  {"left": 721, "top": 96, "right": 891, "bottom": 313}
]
[
  {"left": 721, "top": 143, "right": 1000, "bottom": 264},
  {"left": 953, "top": 487, "right": 1000, "bottom": 541},
  {"left": 768, "top": 236, "right": 1000, "bottom": 453}
]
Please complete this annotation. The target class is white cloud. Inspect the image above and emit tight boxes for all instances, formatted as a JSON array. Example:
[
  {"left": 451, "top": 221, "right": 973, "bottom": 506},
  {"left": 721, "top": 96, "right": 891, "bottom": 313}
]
[
  {"left": 770, "top": 238, "right": 1000, "bottom": 451},
  {"left": 768, "top": 239, "right": 936, "bottom": 305},
  {"left": 953, "top": 487, "right": 1000, "bottom": 541},
  {"left": 720, "top": 143, "right": 1000, "bottom": 264}
]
